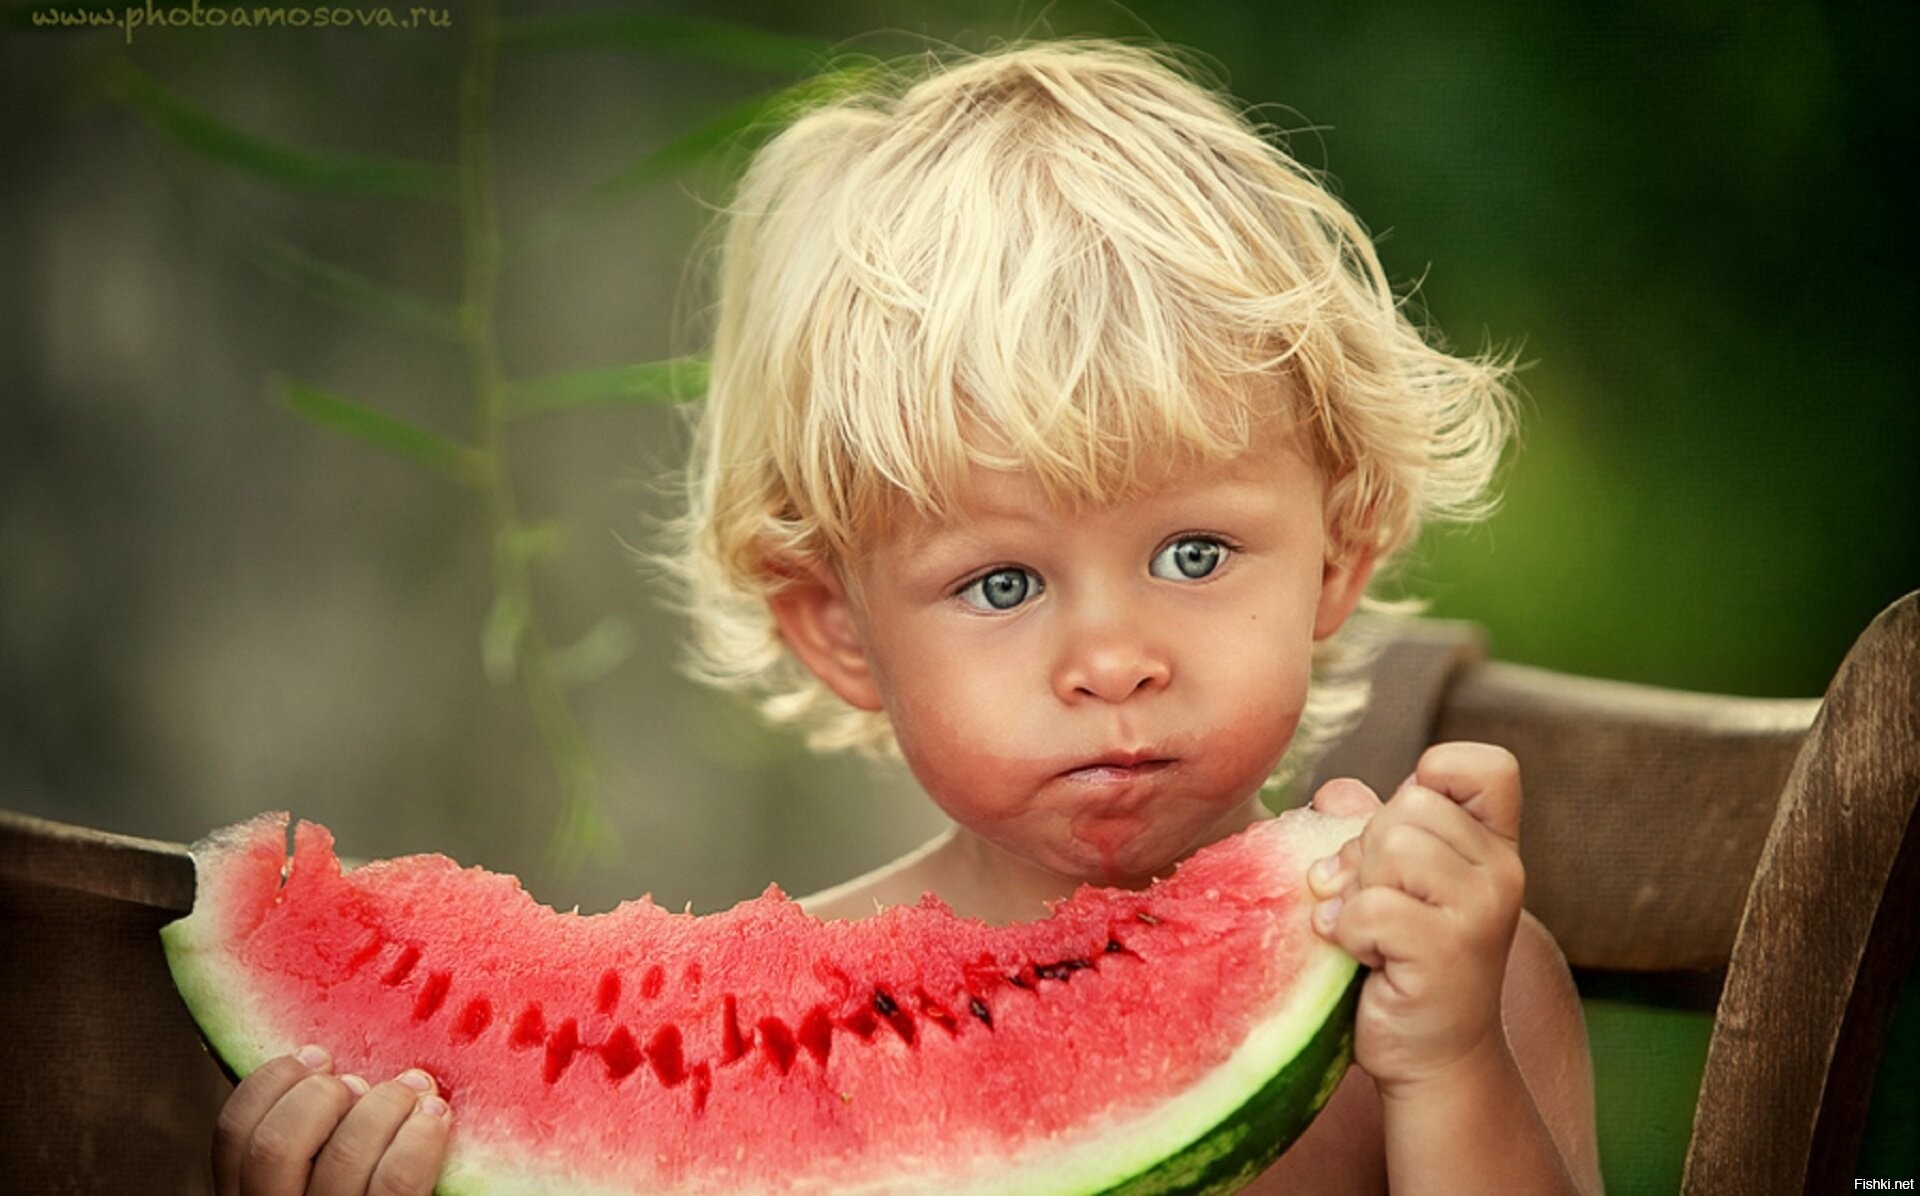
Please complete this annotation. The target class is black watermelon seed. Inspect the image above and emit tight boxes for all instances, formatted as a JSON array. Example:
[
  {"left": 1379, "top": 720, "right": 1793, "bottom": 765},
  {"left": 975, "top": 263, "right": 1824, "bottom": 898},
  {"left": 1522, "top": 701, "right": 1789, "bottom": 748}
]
[
  {"left": 968, "top": 997, "right": 993, "bottom": 1027},
  {"left": 1034, "top": 959, "right": 1092, "bottom": 983},
  {"left": 872, "top": 988, "right": 899, "bottom": 1017}
]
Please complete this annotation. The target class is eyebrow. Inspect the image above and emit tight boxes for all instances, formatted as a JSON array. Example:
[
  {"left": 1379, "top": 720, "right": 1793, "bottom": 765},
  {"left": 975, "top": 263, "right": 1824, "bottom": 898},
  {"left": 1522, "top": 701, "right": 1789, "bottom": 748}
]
[{"left": 910, "top": 475, "right": 1293, "bottom": 559}]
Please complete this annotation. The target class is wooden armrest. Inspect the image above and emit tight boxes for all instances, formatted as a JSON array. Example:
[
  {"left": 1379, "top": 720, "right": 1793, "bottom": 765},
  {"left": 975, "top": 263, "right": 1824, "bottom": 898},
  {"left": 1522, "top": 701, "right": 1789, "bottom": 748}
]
[
  {"left": 0, "top": 809, "right": 195, "bottom": 913},
  {"left": 0, "top": 810, "right": 225, "bottom": 1195},
  {"left": 1439, "top": 663, "right": 1818, "bottom": 973},
  {"left": 1684, "top": 590, "right": 1920, "bottom": 1191}
]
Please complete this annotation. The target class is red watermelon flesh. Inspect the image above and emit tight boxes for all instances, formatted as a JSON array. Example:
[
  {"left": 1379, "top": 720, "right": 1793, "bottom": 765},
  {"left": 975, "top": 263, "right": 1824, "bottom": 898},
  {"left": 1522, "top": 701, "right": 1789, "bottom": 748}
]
[{"left": 162, "top": 810, "right": 1364, "bottom": 1194}]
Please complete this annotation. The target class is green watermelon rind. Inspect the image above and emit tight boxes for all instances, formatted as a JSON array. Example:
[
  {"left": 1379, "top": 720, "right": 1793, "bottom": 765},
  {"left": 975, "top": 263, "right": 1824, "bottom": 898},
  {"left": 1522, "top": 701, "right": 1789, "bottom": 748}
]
[
  {"left": 163, "top": 812, "right": 1364, "bottom": 1196},
  {"left": 1098, "top": 967, "right": 1359, "bottom": 1195}
]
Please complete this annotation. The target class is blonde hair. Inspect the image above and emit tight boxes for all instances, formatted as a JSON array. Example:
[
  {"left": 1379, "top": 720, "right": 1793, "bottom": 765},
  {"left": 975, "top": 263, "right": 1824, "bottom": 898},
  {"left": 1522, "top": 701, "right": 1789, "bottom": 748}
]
[{"left": 673, "top": 39, "right": 1514, "bottom": 766}]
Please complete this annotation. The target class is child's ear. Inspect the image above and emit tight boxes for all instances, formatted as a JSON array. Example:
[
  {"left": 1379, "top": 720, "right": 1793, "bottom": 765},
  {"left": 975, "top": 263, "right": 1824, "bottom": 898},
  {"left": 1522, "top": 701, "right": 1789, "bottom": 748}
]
[
  {"left": 1313, "top": 546, "right": 1377, "bottom": 641},
  {"left": 765, "top": 561, "right": 885, "bottom": 712}
]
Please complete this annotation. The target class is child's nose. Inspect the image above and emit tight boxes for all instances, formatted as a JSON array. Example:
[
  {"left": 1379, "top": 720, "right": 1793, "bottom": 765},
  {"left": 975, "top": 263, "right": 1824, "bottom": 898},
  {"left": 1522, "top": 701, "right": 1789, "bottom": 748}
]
[{"left": 1052, "top": 614, "right": 1172, "bottom": 703}]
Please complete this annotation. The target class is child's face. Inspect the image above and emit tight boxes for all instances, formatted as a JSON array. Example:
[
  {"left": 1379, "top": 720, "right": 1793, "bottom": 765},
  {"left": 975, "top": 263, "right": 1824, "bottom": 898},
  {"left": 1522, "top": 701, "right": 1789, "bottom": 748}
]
[{"left": 778, "top": 427, "right": 1373, "bottom": 888}]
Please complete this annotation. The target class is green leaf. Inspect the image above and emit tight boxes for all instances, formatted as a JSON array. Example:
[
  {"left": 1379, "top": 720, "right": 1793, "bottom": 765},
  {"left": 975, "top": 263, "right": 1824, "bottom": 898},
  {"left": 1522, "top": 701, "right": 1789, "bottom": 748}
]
[
  {"left": 551, "top": 617, "right": 637, "bottom": 687},
  {"left": 517, "top": 65, "right": 880, "bottom": 245},
  {"left": 105, "top": 62, "right": 457, "bottom": 201},
  {"left": 242, "top": 234, "right": 462, "bottom": 340},
  {"left": 481, "top": 589, "right": 532, "bottom": 685},
  {"left": 603, "top": 65, "right": 877, "bottom": 195},
  {"left": 499, "top": 521, "right": 570, "bottom": 567},
  {"left": 496, "top": 10, "right": 833, "bottom": 74},
  {"left": 502, "top": 358, "right": 708, "bottom": 419},
  {"left": 276, "top": 377, "right": 486, "bottom": 485}
]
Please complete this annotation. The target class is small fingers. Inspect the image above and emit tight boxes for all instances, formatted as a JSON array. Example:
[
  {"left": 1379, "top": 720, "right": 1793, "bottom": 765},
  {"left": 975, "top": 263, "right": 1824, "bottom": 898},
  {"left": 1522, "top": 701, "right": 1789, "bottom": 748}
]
[
  {"left": 1310, "top": 794, "right": 1525, "bottom": 951},
  {"left": 1413, "top": 741, "right": 1523, "bottom": 843},
  {"left": 1351, "top": 816, "right": 1470, "bottom": 904},
  {"left": 1307, "top": 778, "right": 1381, "bottom": 898},
  {"left": 1309, "top": 785, "right": 1475, "bottom": 900},
  {"left": 366, "top": 1092, "right": 453, "bottom": 1196},
  {"left": 214, "top": 1047, "right": 333, "bottom": 1195},
  {"left": 1316, "top": 884, "right": 1450, "bottom": 979},
  {"left": 1310, "top": 776, "right": 1383, "bottom": 819},
  {"left": 308, "top": 1070, "right": 437, "bottom": 1196},
  {"left": 239, "top": 1070, "right": 356, "bottom": 1196}
]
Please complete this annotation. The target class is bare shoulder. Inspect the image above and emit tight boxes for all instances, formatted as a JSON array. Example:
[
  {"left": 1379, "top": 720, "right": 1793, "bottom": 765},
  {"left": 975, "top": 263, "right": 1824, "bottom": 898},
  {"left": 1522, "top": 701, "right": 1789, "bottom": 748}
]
[{"left": 1504, "top": 912, "right": 1604, "bottom": 1194}]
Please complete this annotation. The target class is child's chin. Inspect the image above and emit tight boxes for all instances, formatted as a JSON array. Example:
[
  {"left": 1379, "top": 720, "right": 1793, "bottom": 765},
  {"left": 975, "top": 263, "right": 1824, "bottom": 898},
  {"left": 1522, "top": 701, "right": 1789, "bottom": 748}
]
[
  {"left": 1057, "top": 813, "right": 1231, "bottom": 889},
  {"left": 1057, "top": 843, "right": 1186, "bottom": 891}
]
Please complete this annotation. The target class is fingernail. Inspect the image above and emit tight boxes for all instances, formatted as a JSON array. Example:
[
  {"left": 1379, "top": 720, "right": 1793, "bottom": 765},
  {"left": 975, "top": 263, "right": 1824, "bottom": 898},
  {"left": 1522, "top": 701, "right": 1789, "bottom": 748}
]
[
  {"left": 1309, "top": 857, "right": 1338, "bottom": 888},
  {"left": 296, "top": 1044, "right": 330, "bottom": 1070},
  {"left": 398, "top": 1069, "right": 435, "bottom": 1094},
  {"left": 1314, "top": 897, "right": 1342, "bottom": 933},
  {"left": 341, "top": 1074, "right": 370, "bottom": 1097},
  {"left": 418, "top": 1095, "right": 450, "bottom": 1119}
]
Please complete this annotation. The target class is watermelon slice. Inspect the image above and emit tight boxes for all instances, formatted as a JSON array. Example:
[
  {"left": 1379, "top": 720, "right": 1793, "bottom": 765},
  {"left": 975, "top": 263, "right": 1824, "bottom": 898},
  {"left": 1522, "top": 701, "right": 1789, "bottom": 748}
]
[{"left": 162, "top": 810, "right": 1363, "bottom": 1195}]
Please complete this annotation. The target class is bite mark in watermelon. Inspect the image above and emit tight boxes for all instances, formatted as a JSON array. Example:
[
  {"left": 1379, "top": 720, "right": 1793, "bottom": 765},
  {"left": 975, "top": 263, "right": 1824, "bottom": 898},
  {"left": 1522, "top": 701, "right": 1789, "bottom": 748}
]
[{"left": 162, "top": 810, "right": 1364, "bottom": 1195}]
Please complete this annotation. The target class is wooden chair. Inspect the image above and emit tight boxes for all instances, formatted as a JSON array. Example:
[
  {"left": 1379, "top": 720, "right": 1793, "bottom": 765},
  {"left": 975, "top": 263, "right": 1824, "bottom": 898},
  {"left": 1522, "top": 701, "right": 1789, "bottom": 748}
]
[{"left": 3, "top": 591, "right": 1915, "bottom": 1194}]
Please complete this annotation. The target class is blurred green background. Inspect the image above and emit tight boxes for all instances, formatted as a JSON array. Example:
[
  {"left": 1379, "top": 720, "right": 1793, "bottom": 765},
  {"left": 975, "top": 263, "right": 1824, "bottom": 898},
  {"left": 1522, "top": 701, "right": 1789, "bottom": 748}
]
[{"left": 3, "top": 1, "right": 1914, "bottom": 1191}]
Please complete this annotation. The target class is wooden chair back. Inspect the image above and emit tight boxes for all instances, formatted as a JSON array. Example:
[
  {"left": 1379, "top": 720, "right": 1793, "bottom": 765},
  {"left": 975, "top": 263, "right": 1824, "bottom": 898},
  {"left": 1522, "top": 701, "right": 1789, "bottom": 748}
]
[
  {"left": 2, "top": 592, "right": 1914, "bottom": 1193},
  {"left": 1309, "top": 590, "right": 1920, "bottom": 1192}
]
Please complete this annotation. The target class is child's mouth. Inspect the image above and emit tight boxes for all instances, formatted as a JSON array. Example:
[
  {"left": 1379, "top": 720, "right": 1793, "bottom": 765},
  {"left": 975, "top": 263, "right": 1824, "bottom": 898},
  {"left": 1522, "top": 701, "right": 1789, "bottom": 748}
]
[{"left": 1061, "top": 756, "right": 1174, "bottom": 785}]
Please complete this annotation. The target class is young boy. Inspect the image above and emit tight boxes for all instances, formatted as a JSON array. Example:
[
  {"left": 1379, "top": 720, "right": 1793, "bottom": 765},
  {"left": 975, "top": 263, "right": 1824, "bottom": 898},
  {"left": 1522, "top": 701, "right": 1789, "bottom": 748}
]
[{"left": 214, "top": 40, "right": 1601, "bottom": 1195}]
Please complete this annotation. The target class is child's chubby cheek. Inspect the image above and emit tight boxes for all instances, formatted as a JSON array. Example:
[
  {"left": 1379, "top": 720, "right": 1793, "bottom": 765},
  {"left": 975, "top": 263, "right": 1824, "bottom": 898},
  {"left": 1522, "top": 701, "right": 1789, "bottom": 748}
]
[{"left": 891, "top": 690, "right": 1306, "bottom": 886}]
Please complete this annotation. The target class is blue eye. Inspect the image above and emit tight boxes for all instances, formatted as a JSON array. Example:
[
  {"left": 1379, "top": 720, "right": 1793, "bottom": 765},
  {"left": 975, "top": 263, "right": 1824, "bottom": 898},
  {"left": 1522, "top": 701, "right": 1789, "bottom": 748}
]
[
  {"left": 959, "top": 567, "right": 1041, "bottom": 612},
  {"left": 1151, "top": 537, "right": 1228, "bottom": 581}
]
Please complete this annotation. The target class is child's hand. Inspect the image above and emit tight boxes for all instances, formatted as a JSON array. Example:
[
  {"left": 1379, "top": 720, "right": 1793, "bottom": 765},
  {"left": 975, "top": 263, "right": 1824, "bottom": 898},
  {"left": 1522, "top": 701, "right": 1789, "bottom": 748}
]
[
  {"left": 213, "top": 1045, "right": 450, "bottom": 1196},
  {"left": 1306, "top": 742, "right": 1525, "bottom": 1098}
]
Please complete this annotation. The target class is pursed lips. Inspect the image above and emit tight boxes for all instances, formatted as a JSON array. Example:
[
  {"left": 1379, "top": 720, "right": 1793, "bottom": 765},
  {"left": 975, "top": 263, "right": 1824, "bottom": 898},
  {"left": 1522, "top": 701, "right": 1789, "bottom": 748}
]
[{"left": 1058, "top": 751, "right": 1175, "bottom": 785}]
